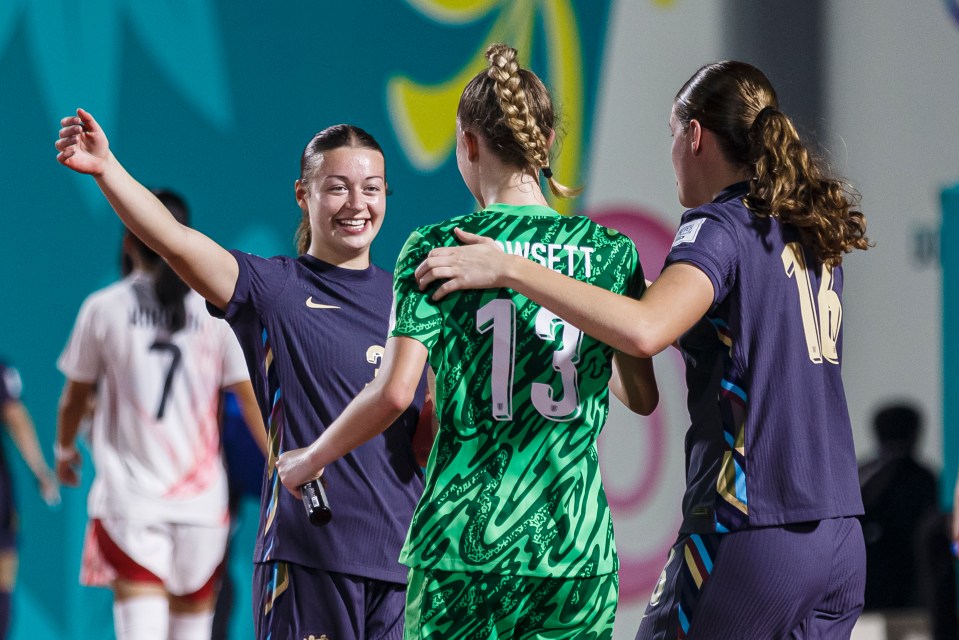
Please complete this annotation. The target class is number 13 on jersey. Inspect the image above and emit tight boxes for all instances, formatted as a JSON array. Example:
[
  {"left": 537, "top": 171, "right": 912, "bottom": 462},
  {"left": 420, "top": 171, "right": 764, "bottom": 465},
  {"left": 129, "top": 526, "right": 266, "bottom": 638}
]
[{"left": 476, "top": 298, "right": 584, "bottom": 423}]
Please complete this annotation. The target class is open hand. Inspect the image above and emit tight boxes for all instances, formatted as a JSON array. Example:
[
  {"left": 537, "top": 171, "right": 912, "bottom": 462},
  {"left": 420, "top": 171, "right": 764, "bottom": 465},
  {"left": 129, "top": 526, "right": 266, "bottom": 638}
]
[
  {"left": 414, "top": 227, "right": 509, "bottom": 300},
  {"left": 55, "top": 108, "right": 111, "bottom": 175}
]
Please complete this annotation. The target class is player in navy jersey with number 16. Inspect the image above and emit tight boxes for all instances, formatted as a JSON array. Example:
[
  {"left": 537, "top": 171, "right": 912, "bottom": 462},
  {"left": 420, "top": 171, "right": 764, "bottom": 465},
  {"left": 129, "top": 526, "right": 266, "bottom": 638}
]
[
  {"left": 277, "top": 43, "right": 658, "bottom": 639},
  {"left": 55, "top": 113, "right": 427, "bottom": 639},
  {"left": 416, "top": 60, "right": 871, "bottom": 639}
]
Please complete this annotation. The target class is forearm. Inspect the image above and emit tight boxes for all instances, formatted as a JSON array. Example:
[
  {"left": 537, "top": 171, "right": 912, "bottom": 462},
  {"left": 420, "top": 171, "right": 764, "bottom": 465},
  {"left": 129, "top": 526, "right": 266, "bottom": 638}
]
[
  {"left": 94, "top": 155, "right": 238, "bottom": 308},
  {"left": 610, "top": 352, "right": 659, "bottom": 415},
  {"left": 501, "top": 257, "right": 664, "bottom": 357},
  {"left": 225, "top": 381, "right": 269, "bottom": 456},
  {"left": 56, "top": 396, "right": 87, "bottom": 451},
  {"left": 95, "top": 154, "right": 191, "bottom": 261},
  {"left": 306, "top": 380, "right": 408, "bottom": 471},
  {"left": 277, "top": 337, "right": 428, "bottom": 491},
  {"left": 3, "top": 404, "right": 51, "bottom": 477}
]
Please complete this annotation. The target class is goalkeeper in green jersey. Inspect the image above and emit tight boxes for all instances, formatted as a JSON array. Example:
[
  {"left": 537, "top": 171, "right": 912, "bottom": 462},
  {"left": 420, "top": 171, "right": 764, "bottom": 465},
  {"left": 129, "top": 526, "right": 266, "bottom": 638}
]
[{"left": 278, "top": 43, "right": 658, "bottom": 639}]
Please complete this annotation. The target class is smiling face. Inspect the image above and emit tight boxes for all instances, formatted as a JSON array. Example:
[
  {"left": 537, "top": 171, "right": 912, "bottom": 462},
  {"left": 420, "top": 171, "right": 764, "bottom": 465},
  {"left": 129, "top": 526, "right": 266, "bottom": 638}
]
[{"left": 295, "top": 146, "right": 386, "bottom": 269}]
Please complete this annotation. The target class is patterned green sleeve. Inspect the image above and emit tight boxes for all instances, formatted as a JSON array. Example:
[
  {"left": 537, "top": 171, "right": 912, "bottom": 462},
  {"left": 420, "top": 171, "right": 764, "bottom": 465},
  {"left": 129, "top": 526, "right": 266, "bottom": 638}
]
[
  {"left": 391, "top": 228, "right": 443, "bottom": 350},
  {"left": 623, "top": 239, "right": 646, "bottom": 300}
]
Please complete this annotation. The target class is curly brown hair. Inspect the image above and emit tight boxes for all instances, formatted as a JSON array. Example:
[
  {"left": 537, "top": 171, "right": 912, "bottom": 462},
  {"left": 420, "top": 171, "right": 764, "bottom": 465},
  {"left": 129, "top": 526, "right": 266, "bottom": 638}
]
[
  {"left": 458, "top": 43, "right": 581, "bottom": 199},
  {"left": 674, "top": 60, "right": 869, "bottom": 266}
]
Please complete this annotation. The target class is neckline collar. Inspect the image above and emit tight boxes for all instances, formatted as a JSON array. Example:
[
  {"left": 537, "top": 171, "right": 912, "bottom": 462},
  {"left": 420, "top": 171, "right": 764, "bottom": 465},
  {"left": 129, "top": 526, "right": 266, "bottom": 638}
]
[
  {"left": 298, "top": 254, "right": 378, "bottom": 281},
  {"left": 481, "top": 202, "right": 559, "bottom": 217},
  {"left": 713, "top": 182, "right": 750, "bottom": 203}
]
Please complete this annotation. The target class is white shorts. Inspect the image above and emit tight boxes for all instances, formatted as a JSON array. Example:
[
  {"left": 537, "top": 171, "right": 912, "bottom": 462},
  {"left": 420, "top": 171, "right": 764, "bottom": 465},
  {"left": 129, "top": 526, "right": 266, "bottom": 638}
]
[{"left": 81, "top": 517, "right": 229, "bottom": 596}]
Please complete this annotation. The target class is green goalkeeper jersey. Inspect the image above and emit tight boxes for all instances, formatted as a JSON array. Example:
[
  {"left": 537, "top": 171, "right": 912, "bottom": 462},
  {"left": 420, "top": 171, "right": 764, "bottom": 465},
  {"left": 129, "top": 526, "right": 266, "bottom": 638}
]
[{"left": 392, "top": 203, "right": 645, "bottom": 577}]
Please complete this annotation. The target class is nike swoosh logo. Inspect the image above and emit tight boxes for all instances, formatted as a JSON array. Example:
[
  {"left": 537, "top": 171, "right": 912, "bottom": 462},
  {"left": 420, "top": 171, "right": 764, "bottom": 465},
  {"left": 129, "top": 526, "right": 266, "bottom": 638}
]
[{"left": 305, "top": 297, "right": 340, "bottom": 310}]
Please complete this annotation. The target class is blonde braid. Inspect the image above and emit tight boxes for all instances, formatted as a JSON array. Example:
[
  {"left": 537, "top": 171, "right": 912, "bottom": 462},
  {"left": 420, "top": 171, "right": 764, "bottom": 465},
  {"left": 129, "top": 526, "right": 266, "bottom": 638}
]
[
  {"left": 485, "top": 44, "right": 581, "bottom": 198},
  {"left": 486, "top": 45, "right": 550, "bottom": 170}
]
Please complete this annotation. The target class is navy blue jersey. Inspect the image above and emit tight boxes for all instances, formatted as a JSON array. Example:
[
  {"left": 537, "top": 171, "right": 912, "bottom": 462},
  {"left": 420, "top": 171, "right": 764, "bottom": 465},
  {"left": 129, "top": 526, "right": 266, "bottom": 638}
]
[
  {"left": 209, "top": 252, "right": 426, "bottom": 583},
  {"left": 666, "top": 183, "right": 863, "bottom": 534}
]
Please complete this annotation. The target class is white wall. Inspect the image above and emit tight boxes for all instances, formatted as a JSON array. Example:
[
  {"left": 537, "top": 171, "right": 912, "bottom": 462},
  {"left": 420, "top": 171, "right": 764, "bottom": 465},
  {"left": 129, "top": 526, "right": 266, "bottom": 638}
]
[
  {"left": 825, "top": 2, "right": 959, "bottom": 471},
  {"left": 584, "top": 1, "right": 723, "bottom": 636}
]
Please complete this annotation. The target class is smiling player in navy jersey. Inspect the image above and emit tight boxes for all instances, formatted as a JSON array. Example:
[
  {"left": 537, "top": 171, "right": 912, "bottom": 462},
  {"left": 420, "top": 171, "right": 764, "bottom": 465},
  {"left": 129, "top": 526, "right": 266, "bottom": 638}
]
[
  {"left": 277, "top": 43, "right": 658, "bottom": 640},
  {"left": 56, "top": 114, "right": 427, "bottom": 640},
  {"left": 415, "top": 60, "right": 871, "bottom": 639}
]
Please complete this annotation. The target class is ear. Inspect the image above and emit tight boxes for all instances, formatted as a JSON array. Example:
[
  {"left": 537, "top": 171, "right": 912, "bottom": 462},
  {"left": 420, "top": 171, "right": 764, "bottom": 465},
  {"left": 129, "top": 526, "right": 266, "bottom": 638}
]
[
  {"left": 462, "top": 130, "right": 480, "bottom": 162},
  {"left": 688, "top": 119, "right": 703, "bottom": 154},
  {"left": 294, "top": 179, "right": 308, "bottom": 210}
]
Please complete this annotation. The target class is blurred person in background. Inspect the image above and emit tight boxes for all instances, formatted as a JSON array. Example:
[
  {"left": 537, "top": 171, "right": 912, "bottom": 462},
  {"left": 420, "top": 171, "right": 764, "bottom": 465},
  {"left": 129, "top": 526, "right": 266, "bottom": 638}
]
[
  {"left": 0, "top": 358, "right": 59, "bottom": 639},
  {"left": 55, "top": 190, "right": 262, "bottom": 640}
]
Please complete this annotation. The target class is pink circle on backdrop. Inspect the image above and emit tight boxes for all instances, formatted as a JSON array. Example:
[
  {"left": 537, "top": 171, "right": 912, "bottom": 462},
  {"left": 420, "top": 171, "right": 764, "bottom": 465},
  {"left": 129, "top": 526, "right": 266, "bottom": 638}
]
[{"left": 588, "top": 205, "right": 685, "bottom": 601}]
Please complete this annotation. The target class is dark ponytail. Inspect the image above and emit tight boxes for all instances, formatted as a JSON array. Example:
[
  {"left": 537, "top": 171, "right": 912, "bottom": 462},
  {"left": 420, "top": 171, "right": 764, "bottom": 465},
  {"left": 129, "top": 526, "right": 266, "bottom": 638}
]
[{"left": 126, "top": 189, "right": 192, "bottom": 333}]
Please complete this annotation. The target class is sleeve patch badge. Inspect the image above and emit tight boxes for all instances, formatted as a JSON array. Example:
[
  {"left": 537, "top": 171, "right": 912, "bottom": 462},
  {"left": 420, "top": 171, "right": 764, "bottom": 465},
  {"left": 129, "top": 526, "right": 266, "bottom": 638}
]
[{"left": 671, "top": 218, "right": 706, "bottom": 247}]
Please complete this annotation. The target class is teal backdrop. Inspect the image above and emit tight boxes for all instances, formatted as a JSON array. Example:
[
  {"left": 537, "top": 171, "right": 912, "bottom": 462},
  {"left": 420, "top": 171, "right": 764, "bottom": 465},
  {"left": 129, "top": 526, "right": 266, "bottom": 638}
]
[{"left": 0, "top": 1, "right": 612, "bottom": 636}]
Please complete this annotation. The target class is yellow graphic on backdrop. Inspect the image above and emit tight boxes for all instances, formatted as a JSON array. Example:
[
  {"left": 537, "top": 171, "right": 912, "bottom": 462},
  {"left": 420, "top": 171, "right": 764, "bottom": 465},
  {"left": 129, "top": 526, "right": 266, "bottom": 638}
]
[
  {"left": 389, "top": 0, "right": 584, "bottom": 215},
  {"left": 404, "top": 0, "right": 503, "bottom": 23}
]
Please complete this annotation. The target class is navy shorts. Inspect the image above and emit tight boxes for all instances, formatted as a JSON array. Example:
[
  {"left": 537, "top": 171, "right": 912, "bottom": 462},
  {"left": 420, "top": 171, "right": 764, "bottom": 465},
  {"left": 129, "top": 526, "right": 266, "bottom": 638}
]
[
  {"left": 0, "top": 463, "right": 16, "bottom": 552},
  {"left": 637, "top": 517, "right": 865, "bottom": 639},
  {"left": 253, "top": 561, "right": 406, "bottom": 640}
]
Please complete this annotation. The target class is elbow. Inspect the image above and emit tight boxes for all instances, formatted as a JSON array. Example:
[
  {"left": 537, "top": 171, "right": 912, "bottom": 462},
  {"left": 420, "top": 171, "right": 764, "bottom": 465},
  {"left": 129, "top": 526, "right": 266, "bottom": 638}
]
[
  {"left": 380, "top": 381, "right": 416, "bottom": 416},
  {"left": 625, "top": 335, "right": 665, "bottom": 360},
  {"left": 623, "top": 322, "right": 674, "bottom": 359}
]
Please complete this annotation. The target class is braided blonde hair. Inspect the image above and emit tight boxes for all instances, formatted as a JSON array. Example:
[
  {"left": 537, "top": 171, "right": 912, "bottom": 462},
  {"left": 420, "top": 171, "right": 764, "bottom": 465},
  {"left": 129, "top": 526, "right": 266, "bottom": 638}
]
[{"left": 458, "top": 43, "right": 581, "bottom": 199}]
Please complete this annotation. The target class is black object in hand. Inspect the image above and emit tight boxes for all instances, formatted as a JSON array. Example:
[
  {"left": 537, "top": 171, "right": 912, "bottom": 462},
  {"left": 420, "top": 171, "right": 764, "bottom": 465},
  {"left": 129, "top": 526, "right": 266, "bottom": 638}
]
[{"left": 301, "top": 478, "right": 332, "bottom": 526}]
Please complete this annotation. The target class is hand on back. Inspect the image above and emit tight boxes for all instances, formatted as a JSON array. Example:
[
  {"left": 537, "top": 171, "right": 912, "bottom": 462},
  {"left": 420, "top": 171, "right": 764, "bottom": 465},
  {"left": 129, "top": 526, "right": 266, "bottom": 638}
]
[{"left": 414, "top": 227, "right": 508, "bottom": 300}]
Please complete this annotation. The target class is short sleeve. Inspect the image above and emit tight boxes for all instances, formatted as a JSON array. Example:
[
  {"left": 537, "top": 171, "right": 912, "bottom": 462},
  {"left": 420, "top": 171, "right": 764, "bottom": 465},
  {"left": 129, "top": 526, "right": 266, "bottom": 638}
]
[
  {"left": 664, "top": 209, "right": 739, "bottom": 304},
  {"left": 207, "top": 250, "right": 287, "bottom": 321},
  {"left": 389, "top": 229, "right": 443, "bottom": 350},
  {"left": 218, "top": 325, "right": 250, "bottom": 387},
  {"left": 57, "top": 296, "right": 103, "bottom": 383},
  {"left": 622, "top": 238, "right": 646, "bottom": 300},
  {"left": 0, "top": 363, "right": 22, "bottom": 404}
]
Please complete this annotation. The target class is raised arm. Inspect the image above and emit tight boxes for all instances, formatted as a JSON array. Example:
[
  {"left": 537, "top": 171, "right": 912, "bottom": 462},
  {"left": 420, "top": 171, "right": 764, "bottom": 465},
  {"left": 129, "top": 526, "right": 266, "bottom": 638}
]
[
  {"left": 275, "top": 336, "right": 428, "bottom": 496},
  {"left": 56, "top": 108, "right": 238, "bottom": 309},
  {"left": 415, "top": 229, "right": 714, "bottom": 358}
]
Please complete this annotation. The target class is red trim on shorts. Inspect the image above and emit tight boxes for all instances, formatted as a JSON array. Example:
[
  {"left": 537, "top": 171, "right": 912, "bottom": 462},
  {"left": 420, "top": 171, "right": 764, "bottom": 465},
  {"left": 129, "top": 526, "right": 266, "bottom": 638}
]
[{"left": 92, "top": 519, "right": 163, "bottom": 585}]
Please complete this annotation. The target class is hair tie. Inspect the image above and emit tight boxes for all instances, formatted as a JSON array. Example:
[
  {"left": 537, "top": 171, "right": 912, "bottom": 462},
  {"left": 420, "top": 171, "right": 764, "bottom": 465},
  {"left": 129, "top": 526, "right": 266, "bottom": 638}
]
[
  {"left": 542, "top": 167, "right": 553, "bottom": 179},
  {"left": 754, "top": 106, "right": 777, "bottom": 127}
]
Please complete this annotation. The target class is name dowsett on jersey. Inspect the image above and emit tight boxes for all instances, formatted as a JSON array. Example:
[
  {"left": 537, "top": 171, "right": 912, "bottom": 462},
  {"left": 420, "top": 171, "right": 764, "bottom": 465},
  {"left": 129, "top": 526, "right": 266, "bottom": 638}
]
[{"left": 496, "top": 239, "right": 596, "bottom": 277}]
